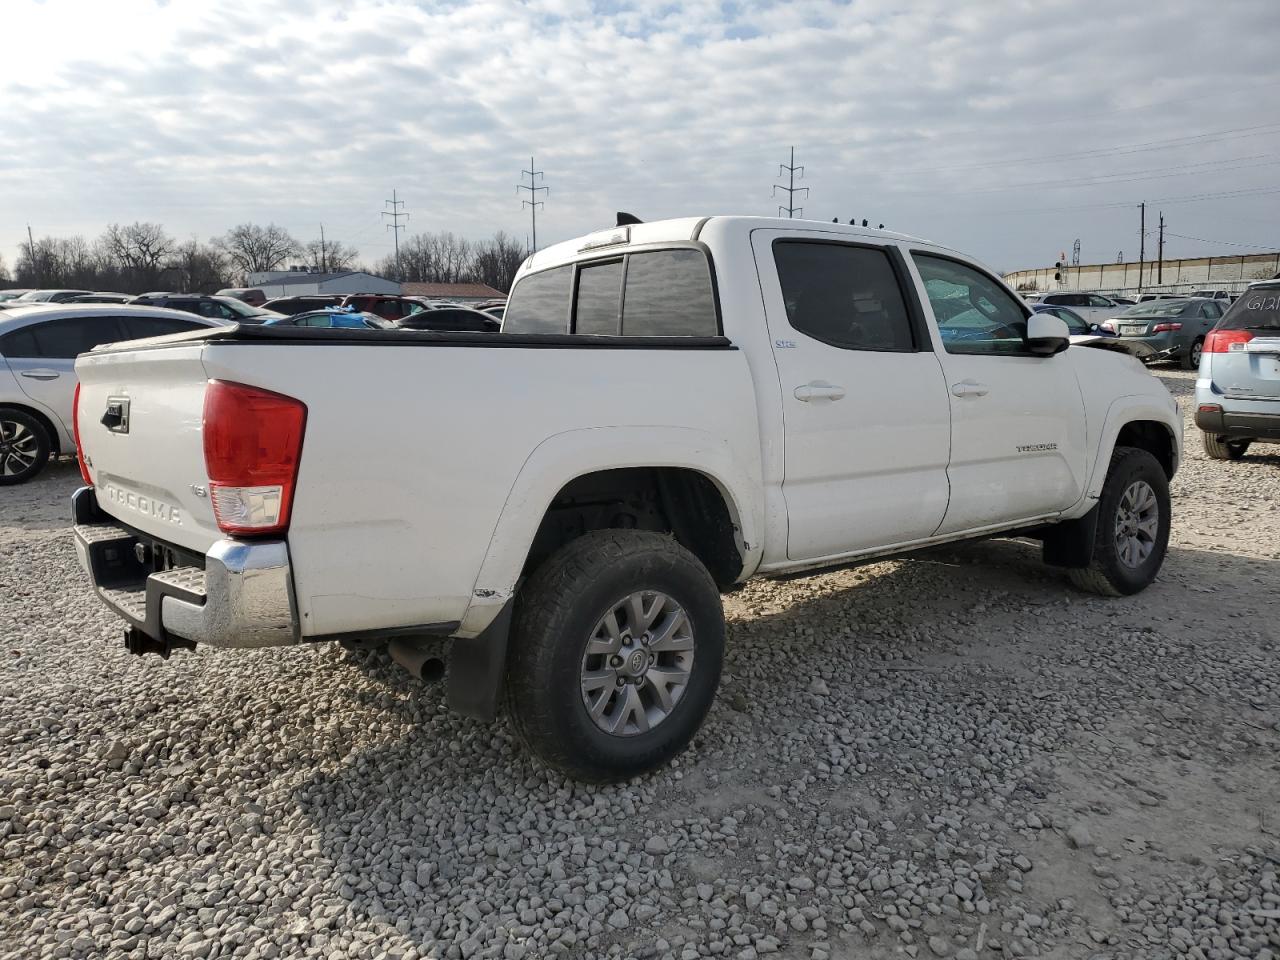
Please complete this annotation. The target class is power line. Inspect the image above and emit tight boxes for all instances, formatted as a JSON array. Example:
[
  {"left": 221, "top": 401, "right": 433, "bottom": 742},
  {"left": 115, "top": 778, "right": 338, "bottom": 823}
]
[
  {"left": 895, "top": 121, "right": 1280, "bottom": 175},
  {"left": 773, "top": 146, "right": 808, "bottom": 218},
  {"left": 1164, "top": 230, "right": 1280, "bottom": 250},
  {"left": 517, "top": 156, "right": 548, "bottom": 253},
  {"left": 381, "top": 189, "right": 408, "bottom": 279}
]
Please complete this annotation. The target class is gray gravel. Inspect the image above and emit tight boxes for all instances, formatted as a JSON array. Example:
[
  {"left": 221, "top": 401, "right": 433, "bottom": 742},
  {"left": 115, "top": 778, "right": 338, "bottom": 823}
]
[{"left": 2, "top": 369, "right": 1278, "bottom": 960}]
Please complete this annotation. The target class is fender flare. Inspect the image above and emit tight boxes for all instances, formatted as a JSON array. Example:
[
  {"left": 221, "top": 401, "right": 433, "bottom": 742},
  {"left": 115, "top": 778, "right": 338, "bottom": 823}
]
[
  {"left": 1082, "top": 395, "right": 1181, "bottom": 502},
  {"left": 455, "top": 425, "right": 764, "bottom": 637}
]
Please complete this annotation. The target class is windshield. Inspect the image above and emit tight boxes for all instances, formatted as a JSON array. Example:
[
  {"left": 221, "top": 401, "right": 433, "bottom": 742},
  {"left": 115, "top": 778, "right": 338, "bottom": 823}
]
[
  {"left": 1121, "top": 301, "right": 1188, "bottom": 318},
  {"left": 1216, "top": 286, "right": 1280, "bottom": 331}
]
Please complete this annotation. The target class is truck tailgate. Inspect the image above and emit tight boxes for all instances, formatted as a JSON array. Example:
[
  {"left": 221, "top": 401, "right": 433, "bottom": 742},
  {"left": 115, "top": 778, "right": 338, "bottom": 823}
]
[{"left": 75, "top": 344, "right": 222, "bottom": 554}]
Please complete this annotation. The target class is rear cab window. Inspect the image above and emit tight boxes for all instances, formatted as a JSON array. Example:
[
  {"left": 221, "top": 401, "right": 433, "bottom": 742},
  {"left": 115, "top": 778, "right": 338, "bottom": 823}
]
[{"left": 504, "top": 247, "right": 719, "bottom": 337}]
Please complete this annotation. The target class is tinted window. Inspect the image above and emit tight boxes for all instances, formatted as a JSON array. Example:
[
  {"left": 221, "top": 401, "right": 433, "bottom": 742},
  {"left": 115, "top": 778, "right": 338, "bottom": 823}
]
[
  {"left": 773, "top": 242, "right": 914, "bottom": 351},
  {"left": 913, "top": 254, "right": 1029, "bottom": 355},
  {"left": 1087, "top": 295, "right": 1113, "bottom": 308},
  {"left": 1201, "top": 302, "right": 1222, "bottom": 319},
  {"left": 621, "top": 250, "right": 717, "bottom": 336},
  {"left": 119, "top": 316, "right": 203, "bottom": 339},
  {"left": 1216, "top": 288, "right": 1280, "bottom": 331},
  {"left": 1044, "top": 307, "right": 1089, "bottom": 334},
  {"left": 574, "top": 260, "right": 623, "bottom": 335},
  {"left": 505, "top": 266, "right": 572, "bottom": 334},
  {"left": 0, "top": 316, "right": 126, "bottom": 358}
]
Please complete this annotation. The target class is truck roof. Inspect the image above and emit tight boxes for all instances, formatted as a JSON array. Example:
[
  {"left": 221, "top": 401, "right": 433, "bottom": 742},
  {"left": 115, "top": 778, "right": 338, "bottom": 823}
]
[{"left": 522, "top": 216, "right": 928, "bottom": 276}]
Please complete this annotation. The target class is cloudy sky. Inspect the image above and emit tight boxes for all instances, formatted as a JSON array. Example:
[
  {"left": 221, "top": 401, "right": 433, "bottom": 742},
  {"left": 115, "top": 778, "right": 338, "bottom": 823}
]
[{"left": 3, "top": 0, "right": 1278, "bottom": 277}]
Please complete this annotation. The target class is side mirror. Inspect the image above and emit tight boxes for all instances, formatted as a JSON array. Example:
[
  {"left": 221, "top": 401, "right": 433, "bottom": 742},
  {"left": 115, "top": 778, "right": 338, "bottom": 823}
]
[{"left": 1026, "top": 313, "right": 1070, "bottom": 356}]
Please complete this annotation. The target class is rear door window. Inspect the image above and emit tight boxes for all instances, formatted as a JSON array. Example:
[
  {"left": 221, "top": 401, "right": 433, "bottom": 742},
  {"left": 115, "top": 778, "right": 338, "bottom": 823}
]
[
  {"left": 118, "top": 316, "right": 205, "bottom": 339},
  {"left": 3, "top": 316, "right": 127, "bottom": 358},
  {"left": 621, "top": 249, "right": 717, "bottom": 336},
  {"left": 505, "top": 265, "right": 572, "bottom": 333},
  {"left": 773, "top": 241, "right": 916, "bottom": 351}
]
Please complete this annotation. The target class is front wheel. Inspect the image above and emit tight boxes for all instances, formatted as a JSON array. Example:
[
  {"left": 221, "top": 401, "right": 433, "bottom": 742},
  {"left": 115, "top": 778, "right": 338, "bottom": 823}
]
[
  {"left": 1202, "top": 432, "right": 1250, "bottom": 461},
  {"left": 506, "top": 530, "right": 725, "bottom": 782},
  {"left": 0, "top": 409, "right": 51, "bottom": 485},
  {"left": 1068, "top": 446, "right": 1170, "bottom": 597},
  {"left": 1181, "top": 338, "right": 1204, "bottom": 370}
]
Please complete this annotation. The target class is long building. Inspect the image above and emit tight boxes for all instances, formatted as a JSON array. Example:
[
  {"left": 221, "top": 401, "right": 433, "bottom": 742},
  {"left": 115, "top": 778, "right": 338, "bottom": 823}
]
[{"left": 1003, "top": 250, "right": 1280, "bottom": 295}]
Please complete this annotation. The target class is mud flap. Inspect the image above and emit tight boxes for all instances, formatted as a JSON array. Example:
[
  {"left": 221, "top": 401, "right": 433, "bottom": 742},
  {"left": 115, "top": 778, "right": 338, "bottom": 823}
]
[
  {"left": 1042, "top": 505, "right": 1099, "bottom": 569},
  {"left": 446, "top": 600, "right": 514, "bottom": 721}
]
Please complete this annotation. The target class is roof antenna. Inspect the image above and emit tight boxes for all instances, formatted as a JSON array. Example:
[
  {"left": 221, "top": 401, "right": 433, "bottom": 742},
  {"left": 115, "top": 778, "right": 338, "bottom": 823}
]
[{"left": 616, "top": 212, "right": 643, "bottom": 226}]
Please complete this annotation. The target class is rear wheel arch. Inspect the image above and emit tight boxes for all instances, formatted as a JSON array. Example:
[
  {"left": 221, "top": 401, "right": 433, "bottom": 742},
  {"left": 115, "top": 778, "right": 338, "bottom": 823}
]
[
  {"left": 0, "top": 402, "right": 60, "bottom": 455},
  {"left": 522, "top": 466, "right": 746, "bottom": 591}
]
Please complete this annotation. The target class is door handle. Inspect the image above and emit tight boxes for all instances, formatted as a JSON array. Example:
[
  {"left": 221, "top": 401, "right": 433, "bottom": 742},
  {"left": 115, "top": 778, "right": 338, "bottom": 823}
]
[
  {"left": 951, "top": 380, "right": 989, "bottom": 398},
  {"left": 794, "top": 381, "right": 847, "bottom": 402},
  {"left": 20, "top": 369, "right": 60, "bottom": 381}
]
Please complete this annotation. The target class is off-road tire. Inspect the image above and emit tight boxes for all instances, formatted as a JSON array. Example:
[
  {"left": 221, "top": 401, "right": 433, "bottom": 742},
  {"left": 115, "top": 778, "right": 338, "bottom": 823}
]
[
  {"left": 1068, "top": 446, "right": 1170, "bottom": 597},
  {"left": 0, "top": 408, "right": 51, "bottom": 486},
  {"left": 506, "top": 530, "right": 724, "bottom": 782},
  {"left": 1202, "top": 431, "right": 1250, "bottom": 461},
  {"left": 1181, "top": 337, "right": 1204, "bottom": 370}
]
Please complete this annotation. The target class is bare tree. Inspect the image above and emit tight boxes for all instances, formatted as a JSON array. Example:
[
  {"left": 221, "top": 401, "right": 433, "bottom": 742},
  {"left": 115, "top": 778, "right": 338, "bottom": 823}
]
[
  {"left": 215, "top": 223, "right": 301, "bottom": 280},
  {"left": 471, "top": 231, "right": 526, "bottom": 293},
  {"left": 304, "top": 239, "right": 360, "bottom": 273},
  {"left": 0, "top": 252, "right": 9, "bottom": 285},
  {"left": 102, "top": 222, "right": 175, "bottom": 285},
  {"left": 164, "top": 239, "right": 232, "bottom": 293}
]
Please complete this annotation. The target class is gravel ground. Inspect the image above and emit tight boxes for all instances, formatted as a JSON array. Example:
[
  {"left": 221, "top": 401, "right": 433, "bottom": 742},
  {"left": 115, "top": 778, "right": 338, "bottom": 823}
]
[{"left": 2, "top": 369, "right": 1278, "bottom": 960}]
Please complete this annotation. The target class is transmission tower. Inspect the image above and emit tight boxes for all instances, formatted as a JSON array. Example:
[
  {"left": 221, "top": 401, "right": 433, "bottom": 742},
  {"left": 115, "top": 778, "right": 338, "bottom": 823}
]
[
  {"left": 382, "top": 189, "right": 408, "bottom": 279},
  {"left": 773, "top": 146, "right": 808, "bottom": 218},
  {"left": 1072, "top": 239, "right": 1081, "bottom": 266},
  {"left": 1117, "top": 251, "right": 1124, "bottom": 263},
  {"left": 518, "top": 157, "right": 548, "bottom": 252}
]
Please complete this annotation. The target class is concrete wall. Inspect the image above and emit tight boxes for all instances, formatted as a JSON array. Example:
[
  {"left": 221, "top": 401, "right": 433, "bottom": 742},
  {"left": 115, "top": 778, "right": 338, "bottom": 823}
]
[{"left": 1003, "top": 251, "right": 1280, "bottom": 295}]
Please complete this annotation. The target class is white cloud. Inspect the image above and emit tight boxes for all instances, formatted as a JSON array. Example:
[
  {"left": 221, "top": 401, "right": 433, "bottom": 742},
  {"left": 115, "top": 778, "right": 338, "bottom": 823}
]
[{"left": 2, "top": 0, "right": 1277, "bottom": 275}]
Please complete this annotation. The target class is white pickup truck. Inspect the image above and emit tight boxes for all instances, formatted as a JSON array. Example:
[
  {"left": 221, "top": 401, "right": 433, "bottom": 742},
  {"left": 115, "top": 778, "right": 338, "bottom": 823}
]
[{"left": 72, "top": 216, "right": 1181, "bottom": 780}]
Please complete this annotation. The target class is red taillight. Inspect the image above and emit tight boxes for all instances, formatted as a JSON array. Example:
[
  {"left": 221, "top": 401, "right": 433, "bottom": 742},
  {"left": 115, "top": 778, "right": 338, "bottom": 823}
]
[
  {"left": 1204, "top": 329, "right": 1254, "bottom": 353},
  {"left": 72, "top": 382, "right": 93, "bottom": 486},
  {"left": 202, "top": 380, "right": 307, "bottom": 536},
  {"left": 1151, "top": 322, "right": 1182, "bottom": 333}
]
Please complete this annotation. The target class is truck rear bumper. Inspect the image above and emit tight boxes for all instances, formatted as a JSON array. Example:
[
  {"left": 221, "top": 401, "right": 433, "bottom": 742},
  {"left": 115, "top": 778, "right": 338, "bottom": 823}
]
[{"left": 72, "top": 486, "right": 299, "bottom": 649}]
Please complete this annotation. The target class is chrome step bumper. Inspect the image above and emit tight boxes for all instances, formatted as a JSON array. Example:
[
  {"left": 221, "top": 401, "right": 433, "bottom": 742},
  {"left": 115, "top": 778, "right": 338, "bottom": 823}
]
[{"left": 72, "top": 486, "right": 299, "bottom": 649}]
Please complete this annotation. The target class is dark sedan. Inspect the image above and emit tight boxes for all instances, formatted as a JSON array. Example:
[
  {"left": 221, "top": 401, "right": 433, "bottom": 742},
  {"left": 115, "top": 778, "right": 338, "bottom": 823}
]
[{"left": 397, "top": 306, "right": 500, "bottom": 333}]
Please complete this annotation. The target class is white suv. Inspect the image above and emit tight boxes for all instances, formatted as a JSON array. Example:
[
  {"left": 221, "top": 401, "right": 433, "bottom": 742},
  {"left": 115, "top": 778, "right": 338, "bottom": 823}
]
[{"left": 0, "top": 304, "right": 228, "bottom": 484}]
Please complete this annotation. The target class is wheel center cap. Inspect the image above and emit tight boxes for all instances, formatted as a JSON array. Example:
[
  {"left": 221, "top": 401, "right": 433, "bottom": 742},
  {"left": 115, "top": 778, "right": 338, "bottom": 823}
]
[{"left": 624, "top": 648, "right": 648, "bottom": 676}]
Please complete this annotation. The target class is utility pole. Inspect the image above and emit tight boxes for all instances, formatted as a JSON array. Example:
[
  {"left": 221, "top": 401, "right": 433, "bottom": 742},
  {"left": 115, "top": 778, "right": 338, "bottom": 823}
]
[
  {"left": 773, "top": 146, "right": 807, "bottom": 218},
  {"left": 26, "top": 224, "right": 36, "bottom": 284},
  {"left": 382, "top": 189, "right": 408, "bottom": 279},
  {"left": 318, "top": 223, "right": 327, "bottom": 273},
  {"left": 517, "top": 157, "right": 548, "bottom": 253},
  {"left": 1138, "top": 202, "right": 1146, "bottom": 292},
  {"left": 1157, "top": 212, "right": 1164, "bottom": 285}
]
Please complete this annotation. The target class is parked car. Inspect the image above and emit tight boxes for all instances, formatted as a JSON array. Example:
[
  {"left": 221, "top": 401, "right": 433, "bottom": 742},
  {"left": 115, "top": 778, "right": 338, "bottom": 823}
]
[
  {"left": 483, "top": 305, "right": 505, "bottom": 320},
  {"left": 1029, "top": 303, "right": 1113, "bottom": 337},
  {"left": 396, "top": 306, "right": 500, "bottom": 332},
  {"left": 1191, "top": 289, "right": 1235, "bottom": 302},
  {"left": 128, "top": 293, "right": 281, "bottom": 323},
  {"left": 69, "top": 215, "right": 1181, "bottom": 781},
  {"left": 1100, "top": 298, "right": 1225, "bottom": 368},
  {"left": 261, "top": 295, "right": 345, "bottom": 315},
  {"left": 338, "top": 294, "right": 423, "bottom": 322},
  {"left": 13, "top": 289, "right": 92, "bottom": 303},
  {"left": 216, "top": 288, "right": 268, "bottom": 308},
  {"left": 0, "top": 290, "right": 33, "bottom": 302},
  {"left": 64, "top": 293, "right": 133, "bottom": 304},
  {"left": 1135, "top": 292, "right": 1183, "bottom": 303},
  {"left": 0, "top": 305, "right": 230, "bottom": 484},
  {"left": 1031, "top": 292, "right": 1128, "bottom": 322},
  {"left": 263, "top": 309, "right": 393, "bottom": 330},
  {"left": 1194, "top": 281, "right": 1280, "bottom": 460}
]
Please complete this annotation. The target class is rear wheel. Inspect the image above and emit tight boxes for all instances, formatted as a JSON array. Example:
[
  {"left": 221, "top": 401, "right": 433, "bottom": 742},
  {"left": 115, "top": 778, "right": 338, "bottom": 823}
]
[
  {"left": 1181, "top": 337, "right": 1204, "bottom": 370},
  {"left": 1067, "top": 446, "right": 1170, "bottom": 597},
  {"left": 0, "top": 409, "right": 50, "bottom": 485},
  {"left": 1202, "top": 432, "right": 1250, "bottom": 461},
  {"left": 506, "top": 530, "right": 724, "bottom": 782}
]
